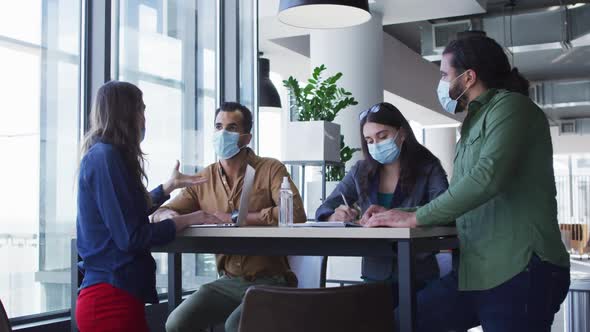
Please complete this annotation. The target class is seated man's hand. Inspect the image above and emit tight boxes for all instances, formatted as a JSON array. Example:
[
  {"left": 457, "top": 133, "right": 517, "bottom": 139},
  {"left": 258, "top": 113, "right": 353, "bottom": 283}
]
[
  {"left": 213, "top": 212, "right": 232, "bottom": 224},
  {"left": 327, "top": 205, "right": 358, "bottom": 222},
  {"left": 171, "top": 211, "right": 225, "bottom": 231},
  {"left": 364, "top": 210, "right": 418, "bottom": 228},
  {"left": 194, "top": 211, "right": 226, "bottom": 224},
  {"left": 359, "top": 205, "right": 387, "bottom": 225},
  {"left": 177, "top": 211, "right": 225, "bottom": 225},
  {"left": 151, "top": 208, "right": 180, "bottom": 223}
]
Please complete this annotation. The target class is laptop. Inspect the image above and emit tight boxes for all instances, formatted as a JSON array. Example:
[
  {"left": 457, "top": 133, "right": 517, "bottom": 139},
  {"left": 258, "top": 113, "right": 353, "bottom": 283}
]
[{"left": 190, "top": 164, "right": 256, "bottom": 228}]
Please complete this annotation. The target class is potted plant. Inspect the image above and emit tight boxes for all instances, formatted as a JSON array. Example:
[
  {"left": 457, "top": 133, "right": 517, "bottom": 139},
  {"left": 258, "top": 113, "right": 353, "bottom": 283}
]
[
  {"left": 283, "top": 65, "right": 361, "bottom": 214},
  {"left": 282, "top": 64, "right": 360, "bottom": 177}
]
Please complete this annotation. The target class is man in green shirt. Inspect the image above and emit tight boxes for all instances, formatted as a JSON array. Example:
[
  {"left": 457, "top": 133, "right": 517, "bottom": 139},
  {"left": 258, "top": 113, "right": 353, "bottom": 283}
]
[{"left": 365, "top": 36, "right": 570, "bottom": 331}]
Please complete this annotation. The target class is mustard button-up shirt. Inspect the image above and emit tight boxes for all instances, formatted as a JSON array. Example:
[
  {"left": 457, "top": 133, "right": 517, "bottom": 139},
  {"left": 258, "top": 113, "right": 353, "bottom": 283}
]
[{"left": 157, "top": 148, "right": 306, "bottom": 280}]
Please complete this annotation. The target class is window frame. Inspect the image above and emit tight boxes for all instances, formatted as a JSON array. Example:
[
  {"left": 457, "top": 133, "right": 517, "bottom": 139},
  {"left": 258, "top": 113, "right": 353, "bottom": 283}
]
[{"left": 7, "top": 0, "right": 256, "bottom": 327}]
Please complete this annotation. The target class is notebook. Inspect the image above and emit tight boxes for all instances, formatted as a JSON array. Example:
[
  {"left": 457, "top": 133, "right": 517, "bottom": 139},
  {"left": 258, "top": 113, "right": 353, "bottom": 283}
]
[
  {"left": 291, "top": 221, "right": 362, "bottom": 228},
  {"left": 190, "top": 164, "right": 255, "bottom": 228}
]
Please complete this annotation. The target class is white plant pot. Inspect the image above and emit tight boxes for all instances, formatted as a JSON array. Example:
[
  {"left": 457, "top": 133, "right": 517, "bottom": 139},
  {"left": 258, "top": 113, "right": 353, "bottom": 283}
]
[
  {"left": 283, "top": 121, "right": 340, "bottom": 163},
  {"left": 306, "top": 181, "right": 339, "bottom": 219}
]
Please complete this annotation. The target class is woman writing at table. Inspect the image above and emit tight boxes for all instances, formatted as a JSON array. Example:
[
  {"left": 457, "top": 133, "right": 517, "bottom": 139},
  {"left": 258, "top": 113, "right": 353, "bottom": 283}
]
[
  {"left": 76, "top": 81, "right": 222, "bottom": 332},
  {"left": 315, "top": 102, "right": 449, "bottom": 294}
]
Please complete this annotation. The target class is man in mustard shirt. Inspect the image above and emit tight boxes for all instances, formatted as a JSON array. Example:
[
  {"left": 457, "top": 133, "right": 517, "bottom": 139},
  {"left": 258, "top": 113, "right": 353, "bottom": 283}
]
[
  {"left": 152, "top": 102, "right": 306, "bottom": 332},
  {"left": 365, "top": 36, "right": 570, "bottom": 331}
]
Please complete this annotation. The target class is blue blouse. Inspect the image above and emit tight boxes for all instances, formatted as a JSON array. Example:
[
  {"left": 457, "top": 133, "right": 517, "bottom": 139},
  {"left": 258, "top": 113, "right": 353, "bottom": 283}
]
[{"left": 76, "top": 142, "right": 176, "bottom": 303}]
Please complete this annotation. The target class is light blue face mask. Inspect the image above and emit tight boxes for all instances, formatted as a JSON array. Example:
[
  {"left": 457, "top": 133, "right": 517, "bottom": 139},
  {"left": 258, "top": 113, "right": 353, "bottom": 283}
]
[
  {"left": 437, "top": 71, "right": 469, "bottom": 114},
  {"left": 213, "top": 130, "right": 244, "bottom": 160},
  {"left": 140, "top": 128, "right": 146, "bottom": 142},
  {"left": 368, "top": 133, "right": 400, "bottom": 165}
]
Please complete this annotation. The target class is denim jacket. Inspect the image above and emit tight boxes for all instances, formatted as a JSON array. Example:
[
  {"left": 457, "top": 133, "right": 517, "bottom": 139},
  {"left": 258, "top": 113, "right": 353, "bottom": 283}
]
[{"left": 77, "top": 142, "right": 176, "bottom": 303}]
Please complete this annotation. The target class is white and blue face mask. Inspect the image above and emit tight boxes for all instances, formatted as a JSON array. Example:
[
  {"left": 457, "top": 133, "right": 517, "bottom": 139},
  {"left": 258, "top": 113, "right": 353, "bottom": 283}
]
[
  {"left": 213, "top": 130, "right": 245, "bottom": 160},
  {"left": 368, "top": 133, "right": 401, "bottom": 165},
  {"left": 437, "top": 71, "right": 469, "bottom": 114}
]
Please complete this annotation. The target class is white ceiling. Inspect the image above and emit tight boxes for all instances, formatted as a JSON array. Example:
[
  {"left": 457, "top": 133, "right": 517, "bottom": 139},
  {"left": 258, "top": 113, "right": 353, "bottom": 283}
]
[{"left": 372, "top": 0, "right": 486, "bottom": 25}]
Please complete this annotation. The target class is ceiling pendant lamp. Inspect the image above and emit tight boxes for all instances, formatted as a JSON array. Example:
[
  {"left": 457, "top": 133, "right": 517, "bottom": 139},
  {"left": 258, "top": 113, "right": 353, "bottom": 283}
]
[
  {"left": 258, "top": 57, "right": 282, "bottom": 108},
  {"left": 278, "top": 0, "right": 371, "bottom": 29}
]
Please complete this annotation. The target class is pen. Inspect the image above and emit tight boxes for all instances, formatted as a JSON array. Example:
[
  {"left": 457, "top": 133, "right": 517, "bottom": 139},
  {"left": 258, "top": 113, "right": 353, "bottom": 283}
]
[{"left": 340, "top": 192, "right": 350, "bottom": 208}]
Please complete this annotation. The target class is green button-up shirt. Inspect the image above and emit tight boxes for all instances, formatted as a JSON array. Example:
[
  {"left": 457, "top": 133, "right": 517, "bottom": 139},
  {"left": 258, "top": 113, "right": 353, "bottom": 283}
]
[{"left": 416, "top": 89, "right": 570, "bottom": 291}]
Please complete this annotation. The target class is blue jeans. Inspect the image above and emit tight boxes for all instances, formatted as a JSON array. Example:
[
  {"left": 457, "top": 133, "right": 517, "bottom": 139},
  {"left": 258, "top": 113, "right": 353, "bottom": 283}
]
[{"left": 413, "top": 254, "right": 570, "bottom": 332}]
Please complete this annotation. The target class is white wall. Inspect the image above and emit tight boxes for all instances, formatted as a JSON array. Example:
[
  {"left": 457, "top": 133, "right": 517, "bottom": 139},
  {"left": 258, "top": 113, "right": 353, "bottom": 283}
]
[
  {"left": 551, "top": 126, "right": 590, "bottom": 154},
  {"left": 424, "top": 126, "right": 458, "bottom": 179},
  {"left": 260, "top": 41, "right": 311, "bottom": 160},
  {"left": 310, "top": 14, "right": 384, "bottom": 163},
  {"left": 382, "top": 33, "right": 461, "bottom": 126}
]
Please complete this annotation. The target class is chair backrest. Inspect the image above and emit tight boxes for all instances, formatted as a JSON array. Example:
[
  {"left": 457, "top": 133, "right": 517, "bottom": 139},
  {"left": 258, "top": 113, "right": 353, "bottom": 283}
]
[
  {"left": 0, "top": 299, "right": 12, "bottom": 332},
  {"left": 238, "top": 283, "right": 395, "bottom": 332}
]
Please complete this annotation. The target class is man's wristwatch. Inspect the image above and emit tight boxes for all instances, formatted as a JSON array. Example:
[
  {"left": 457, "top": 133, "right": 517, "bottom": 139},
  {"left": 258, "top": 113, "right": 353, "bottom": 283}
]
[{"left": 231, "top": 210, "right": 239, "bottom": 223}]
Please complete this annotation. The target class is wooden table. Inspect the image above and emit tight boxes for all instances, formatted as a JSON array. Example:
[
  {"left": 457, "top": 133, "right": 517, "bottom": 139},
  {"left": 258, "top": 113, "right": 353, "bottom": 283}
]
[
  {"left": 71, "top": 226, "right": 457, "bottom": 331},
  {"left": 152, "top": 226, "right": 458, "bottom": 332}
]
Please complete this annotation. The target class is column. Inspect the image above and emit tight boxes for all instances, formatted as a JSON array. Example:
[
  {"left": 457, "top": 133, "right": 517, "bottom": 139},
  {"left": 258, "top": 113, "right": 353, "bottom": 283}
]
[
  {"left": 424, "top": 127, "right": 457, "bottom": 180},
  {"left": 309, "top": 14, "right": 384, "bottom": 282},
  {"left": 310, "top": 13, "right": 384, "bottom": 164}
]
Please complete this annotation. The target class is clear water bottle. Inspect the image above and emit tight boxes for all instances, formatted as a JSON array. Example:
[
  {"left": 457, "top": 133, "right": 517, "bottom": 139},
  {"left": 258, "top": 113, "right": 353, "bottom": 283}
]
[{"left": 279, "top": 176, "right": 293, "bottom": 227}]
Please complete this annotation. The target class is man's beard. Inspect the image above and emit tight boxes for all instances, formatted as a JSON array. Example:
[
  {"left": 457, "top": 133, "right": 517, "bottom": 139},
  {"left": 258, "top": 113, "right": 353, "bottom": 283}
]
[{"left": 450, "top": 81, "right": 468, "bottom": 113}]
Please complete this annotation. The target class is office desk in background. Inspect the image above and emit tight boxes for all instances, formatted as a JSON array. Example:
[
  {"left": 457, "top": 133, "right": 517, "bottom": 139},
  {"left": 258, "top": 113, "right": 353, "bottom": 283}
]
[{"left": 71, "top": 226, "right": 458, "bottom": 332}]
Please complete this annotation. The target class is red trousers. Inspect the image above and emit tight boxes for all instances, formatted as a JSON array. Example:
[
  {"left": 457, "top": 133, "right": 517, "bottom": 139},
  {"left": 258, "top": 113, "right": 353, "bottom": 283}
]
[{"left": 76, "top": 283, "right": 150, "bottom": 332}]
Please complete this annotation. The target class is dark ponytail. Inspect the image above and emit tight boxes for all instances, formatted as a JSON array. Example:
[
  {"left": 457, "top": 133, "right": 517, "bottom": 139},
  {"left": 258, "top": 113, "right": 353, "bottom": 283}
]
[
  {"left": 443, "top": 36, "right": 529, "bottom": 96},
  {"left": 504, "top": 68, "right": 530, "bottom": 97}
]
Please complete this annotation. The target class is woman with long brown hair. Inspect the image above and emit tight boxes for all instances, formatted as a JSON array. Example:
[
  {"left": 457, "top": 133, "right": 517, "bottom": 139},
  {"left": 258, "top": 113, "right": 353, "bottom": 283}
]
[
  {"left": 75, "top": 81, "right": 221, "bottom": 331},
  {"left": 316, "top": 102, "right": 449, "bottom": 300}
]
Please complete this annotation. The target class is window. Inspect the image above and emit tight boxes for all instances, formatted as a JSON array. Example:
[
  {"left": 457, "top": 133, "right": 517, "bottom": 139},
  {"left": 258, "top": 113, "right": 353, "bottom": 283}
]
[
  {"left": 113, "top": 0, "right": 220, "bottom": 292},
  {"left": 572, "top": 154, "right": 590, "bottom": 224},
  {"left": 554, "top": 154, "right": 590, "bottom": 225},
  {"left": 0, "top": 0, "right": 81, "bottom": 318},
  {"left": 238, "top": 0, "right": 258, "bottom": 111},
  {"left": 239, "top": 0, "right": 257, "bottom": 136},
  {"left": 554, "top": 154, "right": 590, "bottom": 257},
  {"left": 554, "top": 155, "right": 571, "bottom": 223},
  {"left": 0, "top": 0, "right": 253, "bottom": 323},
  {"left": 258, "top": 72, "right": 285, "bottom": 160}
]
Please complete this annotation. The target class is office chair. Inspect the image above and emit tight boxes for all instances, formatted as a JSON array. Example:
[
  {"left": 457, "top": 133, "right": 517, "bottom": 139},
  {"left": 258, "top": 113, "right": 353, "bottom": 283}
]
[
  {"left": 238, "top": 282, "right": 395, "bottom": 332},
  {"left": 0, "top": 299, "right": 12, "bottom": 332}
]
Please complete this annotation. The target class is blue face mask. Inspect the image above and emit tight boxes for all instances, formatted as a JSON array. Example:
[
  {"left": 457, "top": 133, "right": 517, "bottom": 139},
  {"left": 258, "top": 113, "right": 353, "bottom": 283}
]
[
  {"left": 437, "top": 71, "right": 469, "bottom": 114},
  {"left": 368, "top": 133, "right": 401, "bottom": 165},
  {"left": 140, "top": 128, "right": 146, "bottom": 142},
  {"left": 213, "top": 130, "right": 245, "bottom": 160}
]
